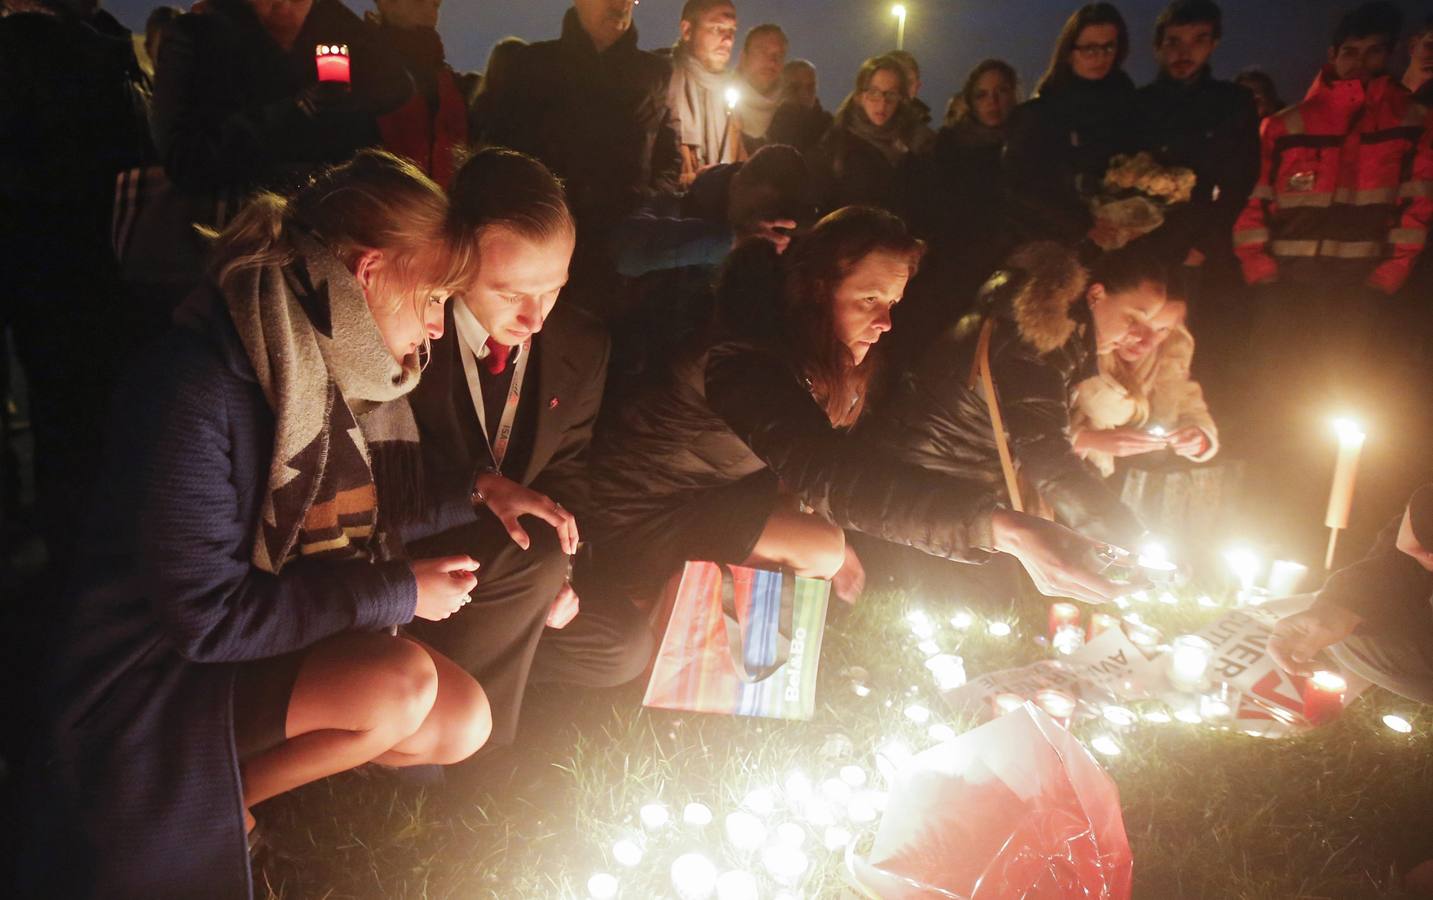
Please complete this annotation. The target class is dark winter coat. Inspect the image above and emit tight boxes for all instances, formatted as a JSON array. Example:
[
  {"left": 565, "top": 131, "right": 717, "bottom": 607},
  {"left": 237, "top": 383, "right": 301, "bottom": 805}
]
[
  {"left": 587, "top": 243, "right": 998, "bottom": 563},
  {"left": 151, "top": 0, "right": 411, "bottom": 195},
  {"left": 809, "top": 114, "right": 934, "bottom": 219},
  {"left": 475, "top": 9, "right": 681, "bottom": 229},
  {"left": 20, "top": 287, "right": 480, "bottom": 900},
  {"left": 1003, "top": 70, "right": 1142, "bottom": 249},
  {"left": 0, "top": 9, "right": 149, "bottom": 277},
  {"left": 867, "top": 242, "right": 1143, "bottom": 547},
  {"left": 767, "top": 100, "right": 834, "bottom": 157},
  {"left": 1131, "top": 67, "right": 1261, "bottom": 267}
]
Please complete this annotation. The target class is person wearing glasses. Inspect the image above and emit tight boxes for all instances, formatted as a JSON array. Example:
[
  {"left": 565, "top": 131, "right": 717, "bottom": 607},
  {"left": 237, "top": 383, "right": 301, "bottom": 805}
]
[
  {"left": 809, "top": 53, "right": 935, "bottom": 220},
  {"left": 1003, "top": 3, "right": 1143, "bottom": 255},
  {"left": 668, "top": 0, "right": 743, "bottom": 188}
]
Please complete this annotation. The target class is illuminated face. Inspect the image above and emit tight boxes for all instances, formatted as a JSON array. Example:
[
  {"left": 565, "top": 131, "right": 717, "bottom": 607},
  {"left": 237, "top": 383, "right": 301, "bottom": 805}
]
[
  {"left": 375, "top": 0, "right": 441, "bottom": 30},
  {"left": 784, "top": 63, "right": 818, "bottom": 109},
  {"left": 740, "top": 31, "right": 788, "bottom": 96},
  {"left": 1087, "top": 278, "right": 1166, "bottom": 355},
  {"left": 573, "top": 0, "right": 634, "bottom": 50},
  {"left": 248, "top": 0, "right": 313, "bottom": 50},
  {"left": 1070, "top": 23, "right": 1120, "bottom": 81},
  {"left": 1412, "top": 30, "right": 1433, "bottom": 75},
  {"left": 831, "top": 249, "right": 911, "bottom": 365},
  {"left": 1157, "top": 22, "right": 1217, "bottom": 82},
  {"left": 1397, "top": 505, "right": 1433, "bottom": 572},
  {"left": 354, "top": 251, "right": 448, "bottom": 365},
  {"left": 461, "top": 226, "right": 575, "bottom": 347},
  {"left": 970, "top": 69, "right": 1016, "bottom": 129},
  {"left": 860, "top": 67, "right": 903, "bottom": 128},
  {"left": 1115, "top": 298, "right": 1184, "bottom": 363},
  {"left": 1329, "top": 35, "right": 1393, "bottom": 83},
  {"left": 681, "top": 3, "right": 737, "bottom": 74}
]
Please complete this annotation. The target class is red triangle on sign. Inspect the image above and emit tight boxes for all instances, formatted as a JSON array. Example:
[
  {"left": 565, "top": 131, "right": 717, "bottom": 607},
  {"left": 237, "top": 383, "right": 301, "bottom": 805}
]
[{"left": 1249, "top": 668, "right": 1304, "bottom": 712}]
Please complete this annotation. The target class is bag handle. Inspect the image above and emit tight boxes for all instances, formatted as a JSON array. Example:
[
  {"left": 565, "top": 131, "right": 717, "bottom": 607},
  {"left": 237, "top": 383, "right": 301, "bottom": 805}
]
[
  {"left": 717, "top": 565, "right": 794, "bottom": 684},
  {"left": 967, "top": 318, "right": 1024, "bottom": 513}
]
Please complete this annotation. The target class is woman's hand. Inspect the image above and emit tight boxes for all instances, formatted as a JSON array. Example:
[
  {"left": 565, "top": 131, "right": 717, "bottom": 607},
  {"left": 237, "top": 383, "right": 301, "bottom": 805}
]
[
  {"left": 1167, "top": 426, "right": 1211, "bottom": 459},
  {"left": 411, "top": 556, "right": 480, "bottom": 621},
  {"left": 1072, "top": 428, "right": 1169, "bottom": 458},
  {"left": 475, "top": 472, "right": 579, "bottom": 554},
  {"left": 1267, "top": 604, "right": 1362, "bottom": 677},
  {"left": 990, "top": 510, "right": 1123, "bottom": 605}
]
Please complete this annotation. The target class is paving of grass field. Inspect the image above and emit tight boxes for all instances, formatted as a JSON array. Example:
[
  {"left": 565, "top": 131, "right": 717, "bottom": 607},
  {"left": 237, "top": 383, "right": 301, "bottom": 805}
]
[{"left": 254, "top": 585, "right": 1433, "bottom": 900}]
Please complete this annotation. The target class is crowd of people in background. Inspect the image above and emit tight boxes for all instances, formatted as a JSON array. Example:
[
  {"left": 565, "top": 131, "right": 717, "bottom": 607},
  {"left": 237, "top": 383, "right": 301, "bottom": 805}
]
[{"left": 2, "top": 0, "right": 1432, "bottom": 896}]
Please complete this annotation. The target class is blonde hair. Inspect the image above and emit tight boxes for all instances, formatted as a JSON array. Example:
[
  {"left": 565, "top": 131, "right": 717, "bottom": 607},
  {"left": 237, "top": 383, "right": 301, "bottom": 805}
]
[{"left": 204, "top": 150, "right": 479, "bottom": 356}]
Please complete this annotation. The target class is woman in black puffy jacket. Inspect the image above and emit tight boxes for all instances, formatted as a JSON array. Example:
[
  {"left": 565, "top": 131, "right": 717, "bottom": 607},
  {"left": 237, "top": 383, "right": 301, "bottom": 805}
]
[
  {"left": 585, "top": 207, "right": 1127, "bottom": 607},
  {"left": 867, "top": 242, "right": 1159, "bottom": 548}
]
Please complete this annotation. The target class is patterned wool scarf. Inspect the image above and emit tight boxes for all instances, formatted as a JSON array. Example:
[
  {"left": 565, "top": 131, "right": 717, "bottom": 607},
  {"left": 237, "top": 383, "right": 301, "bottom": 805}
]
[{"left": 225, "top": 229, "right": 423, "bottom": 573}]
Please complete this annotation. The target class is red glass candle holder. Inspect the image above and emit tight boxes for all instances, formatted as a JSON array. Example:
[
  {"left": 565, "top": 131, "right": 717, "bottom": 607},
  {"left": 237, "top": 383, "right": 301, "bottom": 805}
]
[
  {"left": 316, "top": 43, "right": 351, "bottom": 85},
  {"left": 1048, "top": 601, "right": 1080, "bottom": 639},
  {"left": 1301, "top": 671, "right": 1347, "bottom": 726}
]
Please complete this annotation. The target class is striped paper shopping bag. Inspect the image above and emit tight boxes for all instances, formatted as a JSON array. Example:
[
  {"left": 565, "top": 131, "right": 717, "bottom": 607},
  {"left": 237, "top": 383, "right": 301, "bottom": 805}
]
[{"left": 643, "top": 562, "right": 829, "bottom": 720}]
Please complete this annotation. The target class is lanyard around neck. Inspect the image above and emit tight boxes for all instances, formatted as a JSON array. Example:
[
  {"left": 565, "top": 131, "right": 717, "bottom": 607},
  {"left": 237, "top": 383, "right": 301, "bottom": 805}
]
[{"left": 454, "top": 303, "right": 533, "bottom": 472}]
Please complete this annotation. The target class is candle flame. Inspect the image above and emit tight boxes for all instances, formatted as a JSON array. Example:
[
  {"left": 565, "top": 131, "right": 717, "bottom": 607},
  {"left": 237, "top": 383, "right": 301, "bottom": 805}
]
[
  {"left": 892, "top": 4, "right": 907, "bottom": 19},
  {"left": 1332, "top": 418, "right": 1365, "bottom": 443},
  {"left": 1309, "top": 670, "right": 1347, "bottom": 692}
]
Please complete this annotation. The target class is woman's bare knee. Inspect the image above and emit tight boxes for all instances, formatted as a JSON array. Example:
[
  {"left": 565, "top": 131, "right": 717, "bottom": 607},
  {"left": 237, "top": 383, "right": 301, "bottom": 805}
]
[
  {"left": 360, "top": 638, "right": 440, "bottom": 742},
  {"left": 428, "top": 678, "right": 491, "bottom": 765}
]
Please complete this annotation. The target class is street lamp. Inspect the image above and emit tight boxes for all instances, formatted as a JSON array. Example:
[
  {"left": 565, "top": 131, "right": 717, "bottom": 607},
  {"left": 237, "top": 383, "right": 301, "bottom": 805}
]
[{"left": 892, "top": 4, "right": 907, "bottom": 50}]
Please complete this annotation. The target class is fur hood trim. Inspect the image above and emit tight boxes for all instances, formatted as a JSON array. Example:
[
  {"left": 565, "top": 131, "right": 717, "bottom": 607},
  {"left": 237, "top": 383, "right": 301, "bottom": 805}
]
[{"left": 988, "top": 242, "right": 1088, "bottom": 354}]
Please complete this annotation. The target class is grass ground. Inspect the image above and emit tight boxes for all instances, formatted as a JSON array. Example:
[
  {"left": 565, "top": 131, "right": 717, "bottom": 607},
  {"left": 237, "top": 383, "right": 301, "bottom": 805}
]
[{"left": 253, "top": 580, "right": 1433, "bottom": 900}]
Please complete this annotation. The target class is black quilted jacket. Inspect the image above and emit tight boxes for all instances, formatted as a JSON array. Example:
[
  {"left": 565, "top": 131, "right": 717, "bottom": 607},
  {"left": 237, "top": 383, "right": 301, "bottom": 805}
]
[{"left": 866, "top": 243, "right": 1144, "bottom": 547}]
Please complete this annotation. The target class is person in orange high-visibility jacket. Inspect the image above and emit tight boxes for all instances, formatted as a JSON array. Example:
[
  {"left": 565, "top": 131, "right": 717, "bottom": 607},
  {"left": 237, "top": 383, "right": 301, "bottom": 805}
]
[{"left": 1234, "top": 65, "right": 1433, "bottom": 296}]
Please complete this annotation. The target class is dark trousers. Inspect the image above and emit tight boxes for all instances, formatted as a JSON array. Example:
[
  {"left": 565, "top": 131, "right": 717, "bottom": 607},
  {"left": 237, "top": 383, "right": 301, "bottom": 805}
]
[{"left": 405, "top": 514, "right": 653, "bottom": 748}]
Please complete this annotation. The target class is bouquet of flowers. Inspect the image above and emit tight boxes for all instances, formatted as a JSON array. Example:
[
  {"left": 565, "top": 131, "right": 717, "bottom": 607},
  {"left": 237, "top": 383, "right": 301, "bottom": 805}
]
[{"left": 1089, "top": 152, "right": 1197, "bottom": 250}]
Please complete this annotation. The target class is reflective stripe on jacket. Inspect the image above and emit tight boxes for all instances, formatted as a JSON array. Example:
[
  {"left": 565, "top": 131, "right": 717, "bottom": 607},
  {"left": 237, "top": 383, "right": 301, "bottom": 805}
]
[{"left": 1233, "top": 68, "right": 1433, "bottom": 294}]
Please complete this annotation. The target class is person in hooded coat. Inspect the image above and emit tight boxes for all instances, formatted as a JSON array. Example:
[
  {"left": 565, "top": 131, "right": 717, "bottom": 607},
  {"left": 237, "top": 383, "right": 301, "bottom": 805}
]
[{"left": 867, "top": 242, "right": 1156, "bottom": 549}]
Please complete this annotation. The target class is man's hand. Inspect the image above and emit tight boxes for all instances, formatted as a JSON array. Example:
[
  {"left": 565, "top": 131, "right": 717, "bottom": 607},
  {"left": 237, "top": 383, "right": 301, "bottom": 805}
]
[
  {"left": 740, "top": 218, "right": 798, "bottom": 254},
  {"left": 475, "top": 472, "right": 579, "bottom": 554},
  {"left": 1072, "top": 428, "right": 1169, "bottom": 458},
  {"left": 546, "top": 581, "right": 580, "bottom": 629},
  {"left": 1167, "top": 426, "right": 1211, "bottom": 459},
  {"left": 1267, "top": 604, "right": 1362, "bottom": 677}
]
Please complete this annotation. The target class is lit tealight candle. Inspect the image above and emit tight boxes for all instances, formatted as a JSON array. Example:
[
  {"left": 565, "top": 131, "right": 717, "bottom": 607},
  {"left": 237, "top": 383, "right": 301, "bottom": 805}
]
[
  {"left": 612, "top": 837, "right": 643, "bottom": 866},
  {"left": 640, "top": 802, "right": 670, "bottom": 830},
  {"left": 823, "top": 825, "right": 853, "bottom": 851},
  {"left": 1102, "top": 705, "right": 1137, "bottom": 727},
  {"left": 315, "top": 43, "right": 351, "bottom": 85},
  {"left": 671, "top": 853, "right": 718, "bottom": 900},
  {"left": 950, "top": 610, "right": 974, "bottom": 630},
  {"left": 724, "top": 811, "right": 767, "bottom": 851},
  {"left": 1090, "top": 734, "right": 1122, "bottom": 757},
  {"left": 715, "top": 870, "right": 759, "bottom": 900},
  {"left": 741, "top": 788, "right": 775, "bottom": 816},
  {"left": 1383, "top": 714, "right": 1414, "bottom": 734},
  {"left": 1302, "top": 670, "right": 1347, "bottom": 726},
  {"left": 992, "top": 692, "right": 1024, "bottom": 715},
  {"left": 839, "top": 765, "right": 868, "bottom": 788},
  {"left": 761, "top": 844, "right": 809, "bottom": 885},
  {"left": 588, "top": 872, "right": 619, "bottom": 900},
  {"left": 1168, "top": 634, "right": 1214, "bottom": 690},
  {"left": 904, "top": 703, "right": 931, "bottom": 724},
  {"left": 928, "top": 722, "right": 957, "bottom": 742},
  {"left": 987, "top": 621, "right": 1012, "bottom": 637},
  {"left": 1035, "top": 688, "right": 1077, "bottom": 725},
  {"left": 683, "top": 802, "right": 714, "bottom": 827}
]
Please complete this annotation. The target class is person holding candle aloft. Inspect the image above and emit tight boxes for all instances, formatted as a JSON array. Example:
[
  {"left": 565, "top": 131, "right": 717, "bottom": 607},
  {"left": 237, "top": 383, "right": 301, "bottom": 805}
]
[
  {"left": 1269, "top": 484, "right": 1433, "bottom": 704},
  {"left": 1071, "top": 290, "right": 1218, "bottom": 477},
  {"left": 142, "top": 0, "right": 414, "bottom": 300}
]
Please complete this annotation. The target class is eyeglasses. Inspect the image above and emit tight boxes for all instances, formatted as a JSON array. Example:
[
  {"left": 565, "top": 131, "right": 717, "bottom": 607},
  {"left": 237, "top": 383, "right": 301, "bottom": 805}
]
[
  {"left": 1073, "top": 41, "right": 1119, "bottom": 59},
  {"left": 862, "top": 88, "right": 903, "bottom": 104}
]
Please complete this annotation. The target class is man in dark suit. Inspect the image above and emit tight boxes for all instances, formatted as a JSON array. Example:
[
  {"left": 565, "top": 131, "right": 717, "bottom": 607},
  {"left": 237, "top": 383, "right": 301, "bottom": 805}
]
[{"left": 406, "top": 149, "right": 652, "bottom": 750}]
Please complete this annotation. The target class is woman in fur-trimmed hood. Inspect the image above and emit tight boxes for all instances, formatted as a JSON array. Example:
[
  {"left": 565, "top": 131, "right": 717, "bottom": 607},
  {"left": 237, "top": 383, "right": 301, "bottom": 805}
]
[{"left": 866, "top": 241, "right": 1159, "bottom": 548}]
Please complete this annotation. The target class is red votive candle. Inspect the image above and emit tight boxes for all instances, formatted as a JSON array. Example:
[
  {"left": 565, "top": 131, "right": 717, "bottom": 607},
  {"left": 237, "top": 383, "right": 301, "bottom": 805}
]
[
  {"left": 316, "top": 43, "right": 351, "bottom": 85},
  {"left": 1301, "top": 671, "right": 1347, "bottom": 726},
  {"left": 1048, "top": 601, "right": 1080, "bottom": 639}
]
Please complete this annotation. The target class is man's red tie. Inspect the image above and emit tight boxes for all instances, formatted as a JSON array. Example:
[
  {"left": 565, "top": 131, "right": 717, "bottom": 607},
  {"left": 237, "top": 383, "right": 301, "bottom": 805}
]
[{"left": 483, "top": 337, "right": 511, "bottom": 375}]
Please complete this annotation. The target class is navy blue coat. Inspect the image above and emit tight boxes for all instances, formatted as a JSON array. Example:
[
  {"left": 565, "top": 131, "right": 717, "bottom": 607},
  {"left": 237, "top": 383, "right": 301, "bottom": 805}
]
[{"left": 21, "top": 287, "right": 480, "bottom": 899}]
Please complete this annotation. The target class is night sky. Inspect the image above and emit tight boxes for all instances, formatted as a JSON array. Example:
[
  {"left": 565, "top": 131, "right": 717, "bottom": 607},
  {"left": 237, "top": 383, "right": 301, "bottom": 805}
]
[{"left": 105, "top": 0, "right": 1428, "bottom": 112}]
